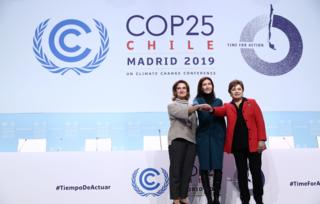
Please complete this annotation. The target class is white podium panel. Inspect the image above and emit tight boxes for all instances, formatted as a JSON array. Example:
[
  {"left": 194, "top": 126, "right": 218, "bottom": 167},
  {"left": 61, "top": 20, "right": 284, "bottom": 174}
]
[
  {"left": 268, "top": 136, "right": 295, "bottom": 149},
  {"left": 85, "top": 138, "right": 112, "bottom": 152},
  {"left": 143, "top": 136, "right": 168, "bottom": 151},
  {"left": 17, "top": 138, "right": 47, "bottom": 152},
  {"left": 0, "top": 150, "right": 319, "bottom": 204}
]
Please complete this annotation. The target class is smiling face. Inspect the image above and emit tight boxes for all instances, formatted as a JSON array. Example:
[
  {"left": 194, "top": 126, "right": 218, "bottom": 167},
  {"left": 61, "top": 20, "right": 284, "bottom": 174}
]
[
  {"left": 201, "top": 79, "right": 213, "bottom": 94},
  {"left": 172, "top": 80, "right": 190, "bottom": 100},
  {"left": 228, "top": 80, "right": 245, "bottom": 101},
  {"left": 176, "top": 82, "right": 188, "bottom": 100},
  {"left": 196, "top": 77, "right": 215, "bottom": 99},
  {"left": 230, "top": 84, "right": 244, "bottom": 100}
]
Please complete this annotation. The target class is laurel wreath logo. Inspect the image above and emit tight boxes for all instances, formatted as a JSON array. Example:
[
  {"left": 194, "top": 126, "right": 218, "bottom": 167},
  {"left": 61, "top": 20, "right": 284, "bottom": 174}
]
[
  {"left": 33, "top": 19, "right": 109, "bottom": 75},
  {"left": 131, "top": 168, "right": 169, "bottom": 197}
]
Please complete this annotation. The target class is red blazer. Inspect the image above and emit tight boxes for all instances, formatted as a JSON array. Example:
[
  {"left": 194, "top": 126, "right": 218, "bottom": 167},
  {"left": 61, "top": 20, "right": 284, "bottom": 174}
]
[{"left": 214, "top": 98, "right": 267, "bottom": 153}]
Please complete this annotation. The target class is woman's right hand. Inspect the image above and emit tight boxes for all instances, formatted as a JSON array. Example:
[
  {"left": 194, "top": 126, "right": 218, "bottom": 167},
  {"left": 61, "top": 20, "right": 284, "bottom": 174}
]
[{"left": 198, "top": 104, "right": 212, "bottom": 112}]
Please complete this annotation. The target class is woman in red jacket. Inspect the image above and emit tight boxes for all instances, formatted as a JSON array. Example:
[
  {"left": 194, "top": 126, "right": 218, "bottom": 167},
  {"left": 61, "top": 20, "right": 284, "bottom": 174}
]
[{"left": 213, "top": 80, "right": 267, "bottom": 204}]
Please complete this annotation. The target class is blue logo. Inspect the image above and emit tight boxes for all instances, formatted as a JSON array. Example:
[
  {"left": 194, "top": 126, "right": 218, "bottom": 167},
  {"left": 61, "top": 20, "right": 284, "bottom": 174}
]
[
  {"left": 240, "top": 5, "right": 303, "bottom": 76},
  {"left": 33, "top": 19, "right": 109, "bottom": 75},
  {"left": 131, "top": 168, "right": 169, "bottom": 197}
]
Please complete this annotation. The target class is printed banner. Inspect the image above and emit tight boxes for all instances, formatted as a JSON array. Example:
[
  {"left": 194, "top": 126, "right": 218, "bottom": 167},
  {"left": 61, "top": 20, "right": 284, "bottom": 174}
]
[{"left": 0, "top": 0, "right": 318, "bottom": 112}]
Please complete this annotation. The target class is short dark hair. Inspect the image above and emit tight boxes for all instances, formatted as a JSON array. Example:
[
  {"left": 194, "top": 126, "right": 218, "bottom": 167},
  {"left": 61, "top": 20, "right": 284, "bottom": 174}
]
[
  {"left": 172, "top": 80, "right": 190, "bottom": 100},
  {"left": 228, "top": 79, "right": 244, "bottom": 93},
  {"left": 196, "top": 76, "right": 215, "bottom": 99}
]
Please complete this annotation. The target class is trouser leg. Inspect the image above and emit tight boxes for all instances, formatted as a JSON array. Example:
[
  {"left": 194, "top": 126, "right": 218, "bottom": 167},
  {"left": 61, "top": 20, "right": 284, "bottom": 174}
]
[
  {"left": 233, "top": 151, "right": 250, "bottom": 204},
  {"left": 169, "top": 139, "right": 187, "bottom": 199},
  {"left": 248, "top": 152, "right": 263, "bottom": 204},
  {"left": 180, "top": 141, "right": 196, "bottom": 199}
]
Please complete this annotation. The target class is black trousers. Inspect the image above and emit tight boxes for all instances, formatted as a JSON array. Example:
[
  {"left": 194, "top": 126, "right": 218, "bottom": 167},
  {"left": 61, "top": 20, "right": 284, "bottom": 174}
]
[
  {"left": 233, "top": 151, "right": 263, "bottom": 203},
  {"left": 169, "top": 138, "right": 196, "bottom": 200}
]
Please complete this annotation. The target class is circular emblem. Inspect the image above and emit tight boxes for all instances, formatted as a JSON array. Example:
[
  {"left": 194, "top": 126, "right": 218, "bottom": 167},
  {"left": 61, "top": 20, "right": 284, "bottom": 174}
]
[
  {"left": 131, "top": 168, "right": 169, "bottom": 197},
  {"left": 33, "top": 19, "right": 109, "bottom": 75},
  {"left": 240, "top": 7, "right": 303, "bottom": 76}
]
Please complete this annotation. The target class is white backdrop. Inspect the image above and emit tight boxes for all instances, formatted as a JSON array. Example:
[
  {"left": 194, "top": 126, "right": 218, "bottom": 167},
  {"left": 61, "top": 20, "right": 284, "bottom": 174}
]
[
  {"left": 0, "top": 0, "right": 319, "bottom": 113},
  {"left": 0, "top": 1, "right": 320, "bottom": 202},
  {"left": 0, "top": 150, "right": 319, "bottom": 204}
]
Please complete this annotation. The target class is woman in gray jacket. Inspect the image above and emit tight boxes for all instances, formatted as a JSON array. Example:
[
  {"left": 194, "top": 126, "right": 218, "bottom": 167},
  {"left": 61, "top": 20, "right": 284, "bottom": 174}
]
[{"left": 168, "top": 80, "right": 211, "bottom": 204}]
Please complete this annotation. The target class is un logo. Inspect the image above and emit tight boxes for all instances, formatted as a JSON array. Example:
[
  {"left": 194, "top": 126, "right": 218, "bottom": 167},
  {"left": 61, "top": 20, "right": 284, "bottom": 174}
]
[
  {"left": 33, "top": 19, "right": 109, "bottom": 75},
  {"left": 131, "top": 168, "right": 169, "bottom": 197}
]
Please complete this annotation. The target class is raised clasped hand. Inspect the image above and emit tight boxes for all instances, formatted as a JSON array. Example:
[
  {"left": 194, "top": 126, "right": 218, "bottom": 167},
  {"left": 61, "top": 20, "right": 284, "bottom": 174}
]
[{"left": 198, "top": 104, "right": 212, "bottom": 112}]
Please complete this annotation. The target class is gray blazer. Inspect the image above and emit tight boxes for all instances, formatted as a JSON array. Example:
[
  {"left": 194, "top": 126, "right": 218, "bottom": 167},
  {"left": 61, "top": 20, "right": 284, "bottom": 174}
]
[{"left": 167, "top": 99, "right": 197, "bottom": 145}]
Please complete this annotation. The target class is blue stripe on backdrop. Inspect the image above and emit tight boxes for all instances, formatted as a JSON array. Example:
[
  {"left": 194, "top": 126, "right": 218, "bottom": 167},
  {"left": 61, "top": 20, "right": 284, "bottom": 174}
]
[{"left": 0, "top": 112, "right": 319, "bottom": 152}]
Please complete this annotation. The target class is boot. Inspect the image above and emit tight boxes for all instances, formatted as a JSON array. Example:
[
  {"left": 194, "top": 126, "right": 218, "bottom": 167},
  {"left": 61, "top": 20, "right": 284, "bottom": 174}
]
[
  {"left": 200, "top": 170, "right": 212, "bottom": 204},
  {"left": 254, "top": 195, "right": 263, "bottom": 204},
  {"left": 212, "top": 170, "right": 222, "bottom": 204}
]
